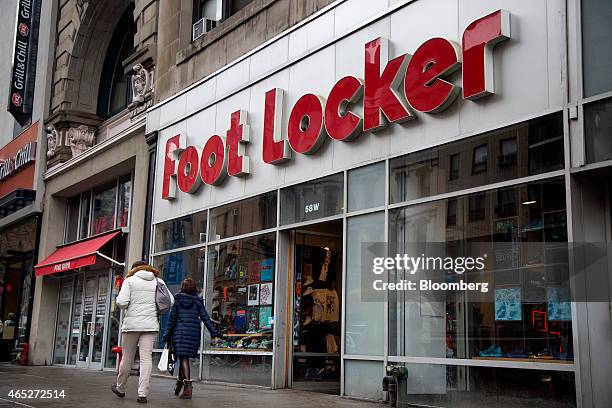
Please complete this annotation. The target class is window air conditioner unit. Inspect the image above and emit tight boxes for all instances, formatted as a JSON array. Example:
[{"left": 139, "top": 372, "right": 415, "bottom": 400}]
[{"left": 193, "top": 18, "right": 216, "bottom": 41}]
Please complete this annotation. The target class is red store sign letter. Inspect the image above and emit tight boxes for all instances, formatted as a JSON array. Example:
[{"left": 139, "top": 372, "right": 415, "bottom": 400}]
[
  {"left": 462, "top": 9, "right": 510, "bottom": 100},
  {"left": 363, "top": 37, "right": 413, "bottom": 132}
]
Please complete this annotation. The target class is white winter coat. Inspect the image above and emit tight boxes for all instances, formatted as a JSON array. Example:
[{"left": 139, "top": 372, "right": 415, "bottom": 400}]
[{"left": 116, "top": 266, "right": 173, "bottom": 332}]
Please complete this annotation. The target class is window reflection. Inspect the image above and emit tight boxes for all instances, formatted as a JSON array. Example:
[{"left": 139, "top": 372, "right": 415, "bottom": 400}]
[
  {"left": 388, "top": 178, "right": 572, "bottom": 363},
  {"left": 389, "top": 113, "right": 564, "bottom": 204}
]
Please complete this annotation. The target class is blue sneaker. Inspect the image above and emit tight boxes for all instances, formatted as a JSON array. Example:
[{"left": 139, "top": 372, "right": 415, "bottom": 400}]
[{"left": 479, "top": 345, "right": 503, "bottom": 357}]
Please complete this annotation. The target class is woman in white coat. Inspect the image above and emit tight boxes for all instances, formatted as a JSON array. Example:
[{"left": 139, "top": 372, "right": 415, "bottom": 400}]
[{"left": 111, "top": 261, "right": 173, "bottom": 404}]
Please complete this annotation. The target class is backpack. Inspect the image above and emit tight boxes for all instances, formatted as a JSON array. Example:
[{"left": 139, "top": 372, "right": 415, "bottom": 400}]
[{"left": 155, "top": 278, "right": 172, "bottom": 315}]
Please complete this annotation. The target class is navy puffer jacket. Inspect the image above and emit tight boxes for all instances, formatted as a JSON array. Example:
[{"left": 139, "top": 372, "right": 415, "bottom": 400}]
[{"left": 163, "top": 292, "right": 219, "bottom": 358}]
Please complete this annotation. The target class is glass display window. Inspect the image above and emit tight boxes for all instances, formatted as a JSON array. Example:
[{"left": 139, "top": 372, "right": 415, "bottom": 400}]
[
  {"left": 206, "top": 233, "right": 276, "bottom": 352},
  {"left": 388, "top": 178, "right": 573, "bottom": 363},
  {"left": 389, "top": 113, "right": 564, "bottom": 204},
  {"left": 152, "top": 247, "right": 207, "bottom": 346},
  {"left": 280, "top": 173, "right": 344, "bottom": 225},
  {"left": 92, "top": 182, "right": 117, "bottom": 235},
  {"left": 209, "top": 191, "right": 277, "bottom": 241},
  {"left": 154, "top": 211, "right": 207, "bottom": 252}
]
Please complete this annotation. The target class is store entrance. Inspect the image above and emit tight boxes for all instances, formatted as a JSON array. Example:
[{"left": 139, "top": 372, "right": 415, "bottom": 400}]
[
  {"left": 53, "top": 269, "right": 112, "bottom": 370},
  {"left": 291, "top": 221, "right": 342, "bottom": 394}
]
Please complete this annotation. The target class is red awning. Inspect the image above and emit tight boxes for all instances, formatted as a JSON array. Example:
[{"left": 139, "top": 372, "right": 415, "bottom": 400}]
[{"left": 34, "top": 230, "right": 122, "bottom": 277}]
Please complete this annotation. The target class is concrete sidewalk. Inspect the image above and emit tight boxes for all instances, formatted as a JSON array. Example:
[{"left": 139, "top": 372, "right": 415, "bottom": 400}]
[{"left": 0, "top": 365, "right": 381, "bottom": 408}]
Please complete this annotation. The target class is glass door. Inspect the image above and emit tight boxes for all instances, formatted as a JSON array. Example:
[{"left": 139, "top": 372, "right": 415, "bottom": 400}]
[
  {"left": 76, "top": 271, "right": 110, "bottom": 369},
  {"left": 291, "top": 221, "right": 343, "bottom": 394}
]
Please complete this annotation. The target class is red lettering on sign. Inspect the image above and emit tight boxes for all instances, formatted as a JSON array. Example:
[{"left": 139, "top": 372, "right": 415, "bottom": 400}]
[
  {"left": 177, "top": 145, "right": 202, "bottom": 193},
  {"left": 200, "top": 135, "right": 227, "bottom": 185},
  {"left": 161, "top": 10, "right": 511, "bottom": 201},
  {"left": 287, "top": 93, "right": 327, "bottom": 154},
  {"left": 227, "top": 110, "right": 250, "bottom": 177},
  {"left": 405, "top": 37, "right": 462, "bottom": 113},
  {"left": 363, "top": 37, "right": 413, "bottom": 132},
  {"left": 161, "top": 134, "right": 183, "bottom": 200},
  {"left": 462, "top": 9, "right": 510, "bottom": 100},
  {"left": 262, "top": 88, "right": 291, "bottom": 164},
  {"left": 325, "top": 76, "right": 364, "bottom": 141}
]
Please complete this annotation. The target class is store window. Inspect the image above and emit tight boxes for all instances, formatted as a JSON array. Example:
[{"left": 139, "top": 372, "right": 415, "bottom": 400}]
[
  {"left": 79, "top": 193, "right": 91, "bottom": 239},
  {"left": 65, "top": 197, "right": 80, "bottom": 243},
  {"left": 53, "top": 278, "right": 73, "bottom": 364},
  {"left": 389, "top": 113, "right": 564, "bottom": 204},
  {"left": 395, "top": 363, "right": 576, "bottom": 407},
  {"left": 209, "top": 191, "right": 276, "bottom": 241},
  {"left": 92, "top": 183, "right": 117, "bottom": 236},
  {"left": 345, "top": 213, "right": 384, "bottom": 356},
  {"left": 388, "top": 178, "right": 572, "bottom": 364},
  {"left": 152, "top": 247, "right": 207, "bottom": 345},
  {"left": 582, "top": 0, "right": 612, "bottom": 97},
  {"left": 206, "top": 234, "right": 275, "bottom": 344},
  {"left": 155, "top": 211, "right": 207, "bottom": 252},
  {"left": 347, "top": 162, "right": 385, "bottom": 212},
  {"left": 63, "top": 174, "right": 133, "bottom": 243},
  {"left": 204, "top": 233, "right": 276, "bottom": 386},
  {"left": 117, "top": 175, "right": 132, "bottom": 228},
  {"left": 280, "top": 173, "right": 344, "bottom": 225},
  {"left": 585, "top": 97, "right": 612, "bottom": 163}
]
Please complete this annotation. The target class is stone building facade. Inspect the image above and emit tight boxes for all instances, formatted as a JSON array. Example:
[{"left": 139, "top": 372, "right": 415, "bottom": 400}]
[{"left": 30, "top": 0, "right": 335, "bottom": 370}]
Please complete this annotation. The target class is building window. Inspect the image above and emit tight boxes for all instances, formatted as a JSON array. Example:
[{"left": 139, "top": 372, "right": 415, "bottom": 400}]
[
  {"left": 468, "top": 193, "right": 486, "bottom": 222},
  {"left": 585, "top": 97, "right": 612, "bottom": 163},
  {"left": 389, "top": 112, "right": 564, "bottom": 204},
  {"left": 472, "top": 144, "right": 488, "bottom": 174},
  {"left": 97, "top": 7, "right": 135, "bottom": 118},
  {"left": 449, "top": 153, "right": 460, "bottom": 180},
  {"left": 192, "top": 0, "right": 254, "bottom": 40},
  {"left": 63, "top": 174, "right": 133, "bottom": 243},
  {"left": 446, "top": 198, "right": 458, "bottom": 226},
  {"left": 498, "top": 138, "right": 517, "bottom": 167},
  {"left": 582, "top": 0, "right": 612, "bottom": 97}
]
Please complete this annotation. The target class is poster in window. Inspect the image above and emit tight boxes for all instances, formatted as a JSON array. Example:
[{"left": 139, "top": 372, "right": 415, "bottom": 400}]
[
  {"left": 248, "top": 260, "right": 260, "bottom": 283},
  {"left": 259, "top": 282, "right": 273, "bottom": 306},
  {"left": 234, "top": 309, "right": 246, "bottom": 331},
  {"left": 236, "top": 286, "right": 247, "bottom": 304},
  {"left": 238, "top": 263, "right": 248, "bottom": 281},
  {"left": 494, "top": 287, "right": 522, "bottom": 321},
  {"left": 247, "top": 284, "right": 259, "bottom": 306},
  {"left": 247, "top": 307, "right": 258, "bottom": 333},
  {"left": 547, "top": 287, "right": 571, "bottom": 321},
  {"left": 260, "top": 258, "right": 274, "bottom": 282},
  {"left": 259, "top": 306, "right": 273, "bottom": 329}
]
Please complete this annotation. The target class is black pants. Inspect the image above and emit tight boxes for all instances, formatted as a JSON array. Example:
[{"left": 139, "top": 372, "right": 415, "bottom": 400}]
[{"left": 178, "top": 357, "right": 190, "bottom": 381}]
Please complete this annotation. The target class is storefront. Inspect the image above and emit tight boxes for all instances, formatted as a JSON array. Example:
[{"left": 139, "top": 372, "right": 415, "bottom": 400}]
[
  {"left": 144, "top": 0, "right": 611, "bottom": 406},
  {"left": 0, "top": 123, "right": 41, "bottom": 363}
]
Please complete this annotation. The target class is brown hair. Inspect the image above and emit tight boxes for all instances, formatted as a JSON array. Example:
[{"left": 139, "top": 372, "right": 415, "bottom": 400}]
[
  {"left": 181, "top": 277, "right": 197, "bottom": 294},
  {"left": 126, "top": 262, "right": 160, "bottom": 278}
]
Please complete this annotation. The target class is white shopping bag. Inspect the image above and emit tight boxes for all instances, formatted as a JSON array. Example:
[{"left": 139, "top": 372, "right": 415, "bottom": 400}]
[{"left": 158, "top": 347, "right": 169, "bottom": 372}]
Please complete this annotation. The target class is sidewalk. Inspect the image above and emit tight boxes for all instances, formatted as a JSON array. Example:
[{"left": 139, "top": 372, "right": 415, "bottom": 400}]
[{"left": 0, "top": 365, "right": 381, "bottom": 408}]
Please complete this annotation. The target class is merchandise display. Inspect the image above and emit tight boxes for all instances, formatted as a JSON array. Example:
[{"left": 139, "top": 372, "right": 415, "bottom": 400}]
[{"left": 208, "top": 235, "right": 276, "bottom": 351}]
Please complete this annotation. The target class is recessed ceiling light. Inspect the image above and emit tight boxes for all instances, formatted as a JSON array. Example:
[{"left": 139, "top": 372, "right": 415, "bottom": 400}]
[{"left": 522, "top": 200, "right": 537, "bottom": 205}]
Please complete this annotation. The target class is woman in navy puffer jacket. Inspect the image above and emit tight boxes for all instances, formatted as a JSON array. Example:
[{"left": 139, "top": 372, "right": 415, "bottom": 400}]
[{"left": 163, "top": 278, "right": 220, "bottom": 399}]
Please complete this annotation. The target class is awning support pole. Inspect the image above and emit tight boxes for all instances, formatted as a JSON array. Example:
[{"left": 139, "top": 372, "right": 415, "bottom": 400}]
[{"left": 96, "top": 251, "right": 126, "bottom": 267}]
